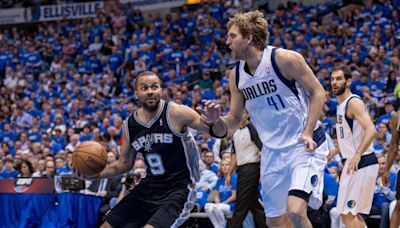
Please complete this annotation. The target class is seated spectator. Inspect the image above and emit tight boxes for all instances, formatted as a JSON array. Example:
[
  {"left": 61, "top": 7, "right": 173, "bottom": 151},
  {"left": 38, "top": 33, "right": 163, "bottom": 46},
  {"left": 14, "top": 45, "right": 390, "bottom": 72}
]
[
  {"left": 55, "top": 157, "right": 69, "bottom": 175},
  {"left": 196, "top": 161, "right": 218, "bottom": 209},
  {"left": 43, "top": 160, "right": 55, "bottom": 178},
  {"left": 32, "top": 159, "right": 46, "bottom": 177},
  {"left": 0, "top": 157, "right": 19, "bottom": 178},
  {"left": 17, "top": 159, "right": 34, "bottom": 178},
  {"left": 205, "top": 159, "right": 237, "bottom": 228},
  {"left": 203, "top": 150, "right": 218, "bottom": 174},
  {"left": 370, "top": 155, "right": 395, "bottom": 228}
]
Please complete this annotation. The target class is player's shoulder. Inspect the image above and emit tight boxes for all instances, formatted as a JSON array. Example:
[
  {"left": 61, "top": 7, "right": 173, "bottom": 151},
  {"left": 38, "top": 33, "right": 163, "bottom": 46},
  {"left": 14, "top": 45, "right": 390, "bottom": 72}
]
[{"left": 274, "top": 48, "right": 302, "bottom": 62}]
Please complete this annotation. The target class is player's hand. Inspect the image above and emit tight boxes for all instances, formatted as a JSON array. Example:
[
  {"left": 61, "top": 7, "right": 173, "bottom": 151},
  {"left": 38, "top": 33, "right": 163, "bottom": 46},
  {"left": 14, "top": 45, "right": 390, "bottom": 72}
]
[
  {"left": 225, "top": 174, "right": 231, "bottom": 188},
  {"left": 327, "top": 152, "right": 335, "bottom": 163},
  {"left": 347, "top": 154, "right": 361, "bottom": 175},
  {"left": 201, "top": 186, "right": 209, "bottom": 191},
  {"left": 300, "top": 134, "right": 317, "bottom": 152},
  {"left": 196, "top": 99, "right": 221, "bottom": 125},
  {"left": 382, "top": 170, "right": 390, "bottom": 186}
]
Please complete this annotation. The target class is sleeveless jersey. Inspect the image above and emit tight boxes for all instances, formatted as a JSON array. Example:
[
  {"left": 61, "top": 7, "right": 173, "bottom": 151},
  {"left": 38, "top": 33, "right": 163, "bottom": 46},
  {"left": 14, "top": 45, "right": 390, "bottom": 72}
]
[
  {"left": 336, "top": 94, "right": 374, "bottom": 159},
  {"left": 236, "top": 46, "right": 312, "bottom": 150},
  {"left": 125, "top": 100, "right": 200, "bottom": 188}
]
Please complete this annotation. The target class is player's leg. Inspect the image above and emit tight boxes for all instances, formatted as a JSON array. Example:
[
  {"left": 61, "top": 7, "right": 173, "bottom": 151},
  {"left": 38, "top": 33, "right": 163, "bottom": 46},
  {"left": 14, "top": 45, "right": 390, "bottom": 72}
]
[
  {"left": 260, "top": 149, "right": 292, "bottom": 227},
  {"left": 340, "top": 213, "right": 364, "bottom": 228},
  {"left": 103, "top": 188, "right": 151, "bottom": 228},
  {"left": 100, "top": 221, "right": 113, "bottom": 228},
  {"left": 287, "top": 147, "right": 320, "bottom": 228},
  {"left": 390, "top": 200, "right": 400, "bottom": 228},
  {"left": 286, "top": 192, "right": 312, "bottom": 228},
  {"left": 147, "top": 186, "right": 195, "bottom": 228}
]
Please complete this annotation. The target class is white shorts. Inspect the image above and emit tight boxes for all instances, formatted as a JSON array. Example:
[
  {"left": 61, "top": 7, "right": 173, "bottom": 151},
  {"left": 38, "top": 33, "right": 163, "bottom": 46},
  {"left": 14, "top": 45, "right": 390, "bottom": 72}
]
[
  {"left": 260, "top": 140, "right": 328, "bottom": 217},
  {"left": 336, "top": 155, "right": 378, "bottom": 215}
]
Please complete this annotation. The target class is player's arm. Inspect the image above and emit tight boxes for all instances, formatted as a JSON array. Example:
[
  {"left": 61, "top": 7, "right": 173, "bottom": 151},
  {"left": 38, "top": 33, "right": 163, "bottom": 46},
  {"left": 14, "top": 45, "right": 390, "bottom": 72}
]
[
  {"left": 384, "top": 112, "right": 399, "bottom": 185},
  {"left": 199, "top": 68, "right": 245, "bottom": 136},
  {"left": 347, "top": 98, "right": 377, "bottom": 156},
  {"left": 92, "top": 124, "right": 136, "bottom": 179},
  {"left": 220, "top": 68, "right": 245, "bottom": 131},
  {"left": 276, "top": 49, "right": 326, "bottom": 149},
  {"left": 346, "top": 98, "right": 377, "bottom": 173},
  {"left": 171, "top": 103, "right": 212, "bottom": 133}
]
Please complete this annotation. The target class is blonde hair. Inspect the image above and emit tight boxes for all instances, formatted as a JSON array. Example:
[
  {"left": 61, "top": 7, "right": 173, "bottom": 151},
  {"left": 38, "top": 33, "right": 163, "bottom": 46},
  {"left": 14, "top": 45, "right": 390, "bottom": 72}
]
[{"left": 227, "top": 10, "right": 269, "bottom": 50}]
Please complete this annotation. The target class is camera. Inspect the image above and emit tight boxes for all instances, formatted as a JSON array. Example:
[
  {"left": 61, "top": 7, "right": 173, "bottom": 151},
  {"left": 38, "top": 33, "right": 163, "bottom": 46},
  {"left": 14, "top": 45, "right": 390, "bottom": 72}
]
[{"left": 124, "top": 172, "right": 141, "bottom": 187}]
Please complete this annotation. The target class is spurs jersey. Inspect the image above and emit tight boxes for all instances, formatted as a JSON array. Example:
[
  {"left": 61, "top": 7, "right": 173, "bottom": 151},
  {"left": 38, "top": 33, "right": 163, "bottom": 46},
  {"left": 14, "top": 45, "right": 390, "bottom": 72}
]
[
  {"left": 335, "top": 94, "right": 374, "bottom": 158},
  {"left": 236, "top": 46, "right": 314, "bottom": 150},
  {"left": 125, "top": 100, "right": 200, "bottom": 187}
]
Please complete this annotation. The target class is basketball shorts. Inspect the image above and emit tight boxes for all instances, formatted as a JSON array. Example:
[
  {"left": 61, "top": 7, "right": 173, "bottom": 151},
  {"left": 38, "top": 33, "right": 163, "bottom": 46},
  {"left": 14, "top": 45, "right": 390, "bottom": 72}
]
[
  {"left": 260, "top": 127, "right": 328, "bottom": 217},
  {"left": 105, "top": 182, "right": 195, "bottom": 228},
  {"left": 336, "top": 153, "right": 378, "bottom": 215}
]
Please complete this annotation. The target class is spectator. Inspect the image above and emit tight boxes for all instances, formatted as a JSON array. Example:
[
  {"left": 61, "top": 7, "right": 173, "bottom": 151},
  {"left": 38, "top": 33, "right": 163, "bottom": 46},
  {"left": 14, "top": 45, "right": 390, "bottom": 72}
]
[
  {"left": 0, "top": 157, "right": 19, "bottom": 178},
  {"left": 205, "top": 159, "right": 237, "bottom": 228},
  {"left": 17, "top": 159, "right": 34, "bottom": 178},
  {"left": 203, "top": 150, "right": 218, "bottom": 174}
]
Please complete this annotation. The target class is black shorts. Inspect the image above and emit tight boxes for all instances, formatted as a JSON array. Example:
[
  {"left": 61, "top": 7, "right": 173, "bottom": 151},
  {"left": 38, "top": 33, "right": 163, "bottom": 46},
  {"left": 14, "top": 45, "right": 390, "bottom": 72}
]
[
  {"left": 397, "top": 170, "right": 400, "bottom": 200},
  {"left": 105, "top": 182, "right": 195, "bottom": 228}
]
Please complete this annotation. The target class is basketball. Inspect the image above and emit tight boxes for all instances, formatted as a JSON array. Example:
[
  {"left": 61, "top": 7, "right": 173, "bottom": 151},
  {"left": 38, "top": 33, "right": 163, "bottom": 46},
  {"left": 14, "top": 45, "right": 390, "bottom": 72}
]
[{"left": 72, "top": 141, "right": 107, "bottom": 177}]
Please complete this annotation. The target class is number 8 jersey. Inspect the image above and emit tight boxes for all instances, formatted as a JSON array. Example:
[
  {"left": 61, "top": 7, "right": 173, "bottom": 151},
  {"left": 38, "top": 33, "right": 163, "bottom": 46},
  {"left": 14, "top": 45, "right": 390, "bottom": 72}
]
[
  {"left": 236, "top": 46, "right": 311, "bottom": 150},
  {"left": 125, "top": 100, "right": 200, "bottom": 188},
  {"left": 335, "top": 94, "right": 374, "bottom": 159}
]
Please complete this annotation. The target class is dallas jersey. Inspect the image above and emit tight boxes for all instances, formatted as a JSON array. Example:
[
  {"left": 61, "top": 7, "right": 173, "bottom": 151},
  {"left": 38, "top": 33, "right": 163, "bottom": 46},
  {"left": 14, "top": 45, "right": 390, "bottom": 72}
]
[
  {"left": 236, "top": 46, "right": 313, "bottom": 150},
  {"left": 125, "top": 100, "right": 200, "bottom": 188},
  {"left": 335, "top": 94, "right": 374, "bottom": 158}
]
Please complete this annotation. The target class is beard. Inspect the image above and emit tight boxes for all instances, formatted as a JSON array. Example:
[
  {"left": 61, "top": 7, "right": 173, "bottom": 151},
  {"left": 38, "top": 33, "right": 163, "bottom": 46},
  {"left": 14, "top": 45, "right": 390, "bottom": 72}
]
[
  {"left": 333, "top": 83, "right": 346, "bottom": 96},
  {"left": 140, "top": 96, "right": 161, "bottom": 112}
]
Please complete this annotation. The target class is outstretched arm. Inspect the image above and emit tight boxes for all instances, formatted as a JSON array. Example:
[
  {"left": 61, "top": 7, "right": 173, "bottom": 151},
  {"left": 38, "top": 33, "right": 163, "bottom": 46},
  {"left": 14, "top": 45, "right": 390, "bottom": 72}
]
[
  {"left": 89, "top": 123, "right": 136, "bottom": 179},
  {"left": 197, "top": 68, "right": 245, "bottom": 135}
]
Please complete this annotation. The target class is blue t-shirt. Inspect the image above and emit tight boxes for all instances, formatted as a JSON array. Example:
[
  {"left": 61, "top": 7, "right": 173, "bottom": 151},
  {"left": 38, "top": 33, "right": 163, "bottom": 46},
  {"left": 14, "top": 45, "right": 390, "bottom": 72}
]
[
  {"left": 210, "top": 163, "right": 218, "bottom": 175},
  {"left": 216, "top": 173, "right": 237, "bottom": 211},
  {"left": 0, "top": 169, "right": 19, "bottom": 179}
]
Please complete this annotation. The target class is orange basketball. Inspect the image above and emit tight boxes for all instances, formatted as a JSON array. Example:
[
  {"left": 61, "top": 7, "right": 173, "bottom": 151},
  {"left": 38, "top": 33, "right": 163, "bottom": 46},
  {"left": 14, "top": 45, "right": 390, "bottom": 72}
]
[{"left": 72, "top": 141, "right": 107, "bottom": 177}]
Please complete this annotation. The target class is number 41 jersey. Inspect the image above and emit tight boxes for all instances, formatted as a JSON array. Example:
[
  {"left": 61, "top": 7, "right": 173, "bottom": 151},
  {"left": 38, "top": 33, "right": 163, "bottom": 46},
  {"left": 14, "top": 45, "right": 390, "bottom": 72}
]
[
  {"left": 237, "top": 46, "right": 311, "bottom": 150},
  {"left": 125, "top": 100, "right": 200, "bottom": 188}
]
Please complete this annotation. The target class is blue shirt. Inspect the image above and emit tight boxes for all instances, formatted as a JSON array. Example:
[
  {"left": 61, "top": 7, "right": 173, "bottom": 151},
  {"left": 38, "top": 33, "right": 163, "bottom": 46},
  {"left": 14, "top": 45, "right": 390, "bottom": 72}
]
[
  {"left": 216, "top": 173, "right": 237, "bottom": 211},
  {"left": 0, "top": 169, "right": 19, "bottom": 179},
  {"left": 209, "top": 163, "right": 218, "bottom": 175}
]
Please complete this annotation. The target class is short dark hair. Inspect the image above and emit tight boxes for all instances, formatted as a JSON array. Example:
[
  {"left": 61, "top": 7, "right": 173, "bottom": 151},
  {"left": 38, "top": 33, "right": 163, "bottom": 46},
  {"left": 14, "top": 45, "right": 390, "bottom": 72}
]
[
  {"left": 134, "top": 71, "right": 162, "bottom": 89},
  {"left": 332, "top": 64, "right": 352, "bottom": 80}
]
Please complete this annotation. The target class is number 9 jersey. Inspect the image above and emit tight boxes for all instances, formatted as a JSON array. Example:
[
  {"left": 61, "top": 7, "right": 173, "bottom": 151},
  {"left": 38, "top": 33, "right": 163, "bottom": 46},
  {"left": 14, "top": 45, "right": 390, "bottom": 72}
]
[
  {"left": 125, "top": 100, "right": 200, "bottom": 188},
  {"left": 335, "top": 94, "right": 374, "bottom": 159}
]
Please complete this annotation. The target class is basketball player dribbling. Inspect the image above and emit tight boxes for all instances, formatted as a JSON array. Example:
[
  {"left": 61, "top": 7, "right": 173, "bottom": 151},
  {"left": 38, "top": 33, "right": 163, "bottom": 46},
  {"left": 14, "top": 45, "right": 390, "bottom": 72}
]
[
  {"left": 198, "top": 11, "right": 329, "bottom": 228},
  {"left": 76, "top": 71, "right": 227, "bottom": 228},
  {"left": 330, "top": 64, "right": 378, "bottom": 228}
]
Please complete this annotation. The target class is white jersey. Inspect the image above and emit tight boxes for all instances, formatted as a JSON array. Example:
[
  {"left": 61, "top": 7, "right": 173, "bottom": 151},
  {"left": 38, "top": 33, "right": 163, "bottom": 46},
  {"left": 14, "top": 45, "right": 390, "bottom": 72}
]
[
  {"left": 335, "top": 94, "right": 374, "bottom": 158},
  {"left": 232, "top": 125, "right": 260, "bottom": 166},
  {"left": 236, "top": 46, "right": 311, "bottom": 150}
]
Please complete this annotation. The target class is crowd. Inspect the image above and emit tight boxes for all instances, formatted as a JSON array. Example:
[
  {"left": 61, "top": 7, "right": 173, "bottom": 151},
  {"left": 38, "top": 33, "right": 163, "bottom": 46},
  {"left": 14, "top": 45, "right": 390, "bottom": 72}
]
[{"left": 0, "top": 0, "right": 399, "bottom": 226}]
